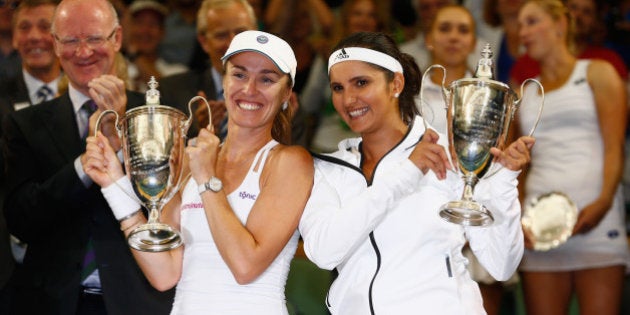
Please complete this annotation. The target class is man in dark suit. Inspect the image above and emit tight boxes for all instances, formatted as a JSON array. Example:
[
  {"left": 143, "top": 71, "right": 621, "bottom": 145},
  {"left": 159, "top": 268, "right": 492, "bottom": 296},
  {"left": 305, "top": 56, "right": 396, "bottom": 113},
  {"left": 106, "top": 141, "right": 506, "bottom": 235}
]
[
  {"left": 0, "top": 0, "right": 62, "bottom": 311},
  {"left": 2, "top": 0, "right": 174, "bottom": 313}
]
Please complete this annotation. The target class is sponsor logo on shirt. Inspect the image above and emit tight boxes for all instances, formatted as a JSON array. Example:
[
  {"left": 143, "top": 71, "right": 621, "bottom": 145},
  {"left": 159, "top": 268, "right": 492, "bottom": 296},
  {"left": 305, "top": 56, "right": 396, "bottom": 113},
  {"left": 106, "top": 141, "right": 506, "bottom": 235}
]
[
  {"left": 607, "top": 229, "right": 620, "bottom": 239},
  {"left": 181, "top": 202, "right": 203, "bottom": 211},
  {"left": 573, "top": 77, "right": 586, "bottom": 85},
  {"left": 238, "top": 191, "right": 257, "bottom": 200}
]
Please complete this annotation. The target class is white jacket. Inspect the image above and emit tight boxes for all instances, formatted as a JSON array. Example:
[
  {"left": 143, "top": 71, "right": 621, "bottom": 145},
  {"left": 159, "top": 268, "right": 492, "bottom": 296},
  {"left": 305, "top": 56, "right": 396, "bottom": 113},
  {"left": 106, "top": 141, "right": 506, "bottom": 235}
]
[{"left": 299, "top": 116, "right": 524, "bottom": 315}]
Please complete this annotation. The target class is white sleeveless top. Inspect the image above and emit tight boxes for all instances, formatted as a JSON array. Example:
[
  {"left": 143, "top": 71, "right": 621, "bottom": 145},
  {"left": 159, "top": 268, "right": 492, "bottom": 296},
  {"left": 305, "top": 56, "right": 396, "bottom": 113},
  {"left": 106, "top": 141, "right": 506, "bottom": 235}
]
[
  {"left": 518, "top": 60, "right": 629, "bottom": 271},
  {"left": 171, "top": 140, "right": 299, "bottom": 314}
]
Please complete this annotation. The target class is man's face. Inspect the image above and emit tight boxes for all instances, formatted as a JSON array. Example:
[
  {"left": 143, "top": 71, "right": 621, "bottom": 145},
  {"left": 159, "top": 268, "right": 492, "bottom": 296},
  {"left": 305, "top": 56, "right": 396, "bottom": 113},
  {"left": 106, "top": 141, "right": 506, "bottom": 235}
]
[
  {"left": 199, "top": 2, "right": 256, "bottom": 71},
  {"left": 566, "top": 0, "right": 596, "bottom": 37},
  {"left": 128, "top": 10, "right": 164, "bottom": 55},
  {"left": 13, "top": 4, "right": 58, "bottom": 75},
  {"left": 53, "top": 2, "right": 121, "bottom": 94}
]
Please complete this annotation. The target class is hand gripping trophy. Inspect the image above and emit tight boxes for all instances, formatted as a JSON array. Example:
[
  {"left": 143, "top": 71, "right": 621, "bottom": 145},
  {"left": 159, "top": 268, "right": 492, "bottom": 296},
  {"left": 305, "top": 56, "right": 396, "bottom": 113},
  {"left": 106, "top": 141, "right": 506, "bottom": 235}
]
[
  {"left": 96, "top": 77, "right": 210, "bottom": 251},
  {"left": 420, "top": 44, "right": 544, "bottom": 226}
]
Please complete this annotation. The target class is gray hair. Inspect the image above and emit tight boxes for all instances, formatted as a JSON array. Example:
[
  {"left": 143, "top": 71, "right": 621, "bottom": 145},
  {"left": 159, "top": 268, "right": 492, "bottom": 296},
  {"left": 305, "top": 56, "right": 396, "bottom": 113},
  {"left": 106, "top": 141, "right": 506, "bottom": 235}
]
[{"left": 196, "top": 0, "right": 256, "bottom": 35}]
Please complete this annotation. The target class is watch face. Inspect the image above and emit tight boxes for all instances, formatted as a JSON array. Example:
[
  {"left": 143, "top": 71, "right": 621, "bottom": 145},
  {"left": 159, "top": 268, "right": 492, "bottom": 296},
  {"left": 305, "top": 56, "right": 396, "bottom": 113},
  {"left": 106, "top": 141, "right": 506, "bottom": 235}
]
[{"left": 209, "top": 177, "right": 222, "bottom": 192}]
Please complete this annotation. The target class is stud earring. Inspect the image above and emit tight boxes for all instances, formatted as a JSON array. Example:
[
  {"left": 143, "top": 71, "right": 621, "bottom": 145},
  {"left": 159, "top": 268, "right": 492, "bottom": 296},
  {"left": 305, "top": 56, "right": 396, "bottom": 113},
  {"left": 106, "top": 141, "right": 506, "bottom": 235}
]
[
  {"left": 394, "top": 93, "right": 400, "bottom": 98},
  {"left": 282, "top": 101, "right": 288, "bottom": 110}
]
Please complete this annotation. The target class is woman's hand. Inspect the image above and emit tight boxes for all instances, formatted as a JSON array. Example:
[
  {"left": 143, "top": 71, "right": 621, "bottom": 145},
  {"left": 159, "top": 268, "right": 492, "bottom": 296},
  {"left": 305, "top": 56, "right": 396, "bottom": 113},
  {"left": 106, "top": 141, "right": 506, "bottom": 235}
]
[
  {"left": 185, "top": 126, "right": 220, "bottom": 184},
  {"left": 572, "top": 198, "right": 611, "bottom": 235},
  {"left": 491, "top": 136, "right": 535, "bottom": 171},
  {"left": 408, "top": 128, "right": 452, "bottom": 180},
  {"left": 82, "top": 132, "right": 125, "bottom": 187}
]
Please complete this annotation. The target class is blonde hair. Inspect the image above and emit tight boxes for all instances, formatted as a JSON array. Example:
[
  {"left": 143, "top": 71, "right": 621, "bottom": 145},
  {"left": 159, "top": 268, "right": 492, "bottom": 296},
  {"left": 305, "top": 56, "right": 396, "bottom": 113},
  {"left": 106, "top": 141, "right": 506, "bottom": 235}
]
[{"left": 524, "top": 0, "right": 577, "bottom": 54}]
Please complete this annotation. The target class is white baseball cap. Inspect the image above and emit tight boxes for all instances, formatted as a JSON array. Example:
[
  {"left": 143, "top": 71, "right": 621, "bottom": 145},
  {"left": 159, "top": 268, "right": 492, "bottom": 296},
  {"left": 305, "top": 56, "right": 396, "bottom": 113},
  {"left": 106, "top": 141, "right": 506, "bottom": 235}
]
[{"left": 221, "top": 30, "right": 297, "bottom": 87}]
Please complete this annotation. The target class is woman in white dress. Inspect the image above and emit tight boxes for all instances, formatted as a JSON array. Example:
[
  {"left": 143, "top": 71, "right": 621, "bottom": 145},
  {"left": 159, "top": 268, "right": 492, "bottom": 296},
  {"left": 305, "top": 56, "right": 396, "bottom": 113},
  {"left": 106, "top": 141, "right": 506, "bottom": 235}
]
[
  {"left": 516, "top": 1, "right": 629, "bottom": 314},
  {"left": 83, "top": 30, "right": 314, "bottom": 314}
]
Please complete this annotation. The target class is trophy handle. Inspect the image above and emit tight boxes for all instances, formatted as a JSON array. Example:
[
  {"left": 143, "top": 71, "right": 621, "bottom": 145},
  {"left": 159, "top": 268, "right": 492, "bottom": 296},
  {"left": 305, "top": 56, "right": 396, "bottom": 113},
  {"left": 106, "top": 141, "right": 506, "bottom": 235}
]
[
  {"left": 185, "top": 95, "right": 213, "bottom": 131},
  {"left": 419, "top": 64, "right": 449, "bottom": 127},
  {"left": 483, "top": 79, "right": 545, "bottom": 180},
  {"left": 516, "top": 78, "right": 545, "bottom": 137},
  {"left": 419, "top": 64, "right": 458, "bottom": 174},
  {"left": 94, "top": 109, "right": 121, "bottom": 138}
]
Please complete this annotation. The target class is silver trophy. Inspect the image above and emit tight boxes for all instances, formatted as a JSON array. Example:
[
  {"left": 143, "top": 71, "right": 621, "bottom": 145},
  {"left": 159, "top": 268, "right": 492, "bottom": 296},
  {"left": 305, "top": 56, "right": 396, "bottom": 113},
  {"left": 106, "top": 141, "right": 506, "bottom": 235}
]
[
  {"left": 96, "top": 77, "right": 210, "bottom": 251},
  {"left": 420, "top": 44, "right": 544, "bottom": 226}
]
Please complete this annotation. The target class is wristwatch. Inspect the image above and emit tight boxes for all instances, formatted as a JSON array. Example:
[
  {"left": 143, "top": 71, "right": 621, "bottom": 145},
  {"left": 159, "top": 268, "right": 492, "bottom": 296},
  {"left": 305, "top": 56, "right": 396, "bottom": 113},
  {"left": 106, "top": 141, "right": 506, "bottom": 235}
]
[{"left": 198, "top": 176, "right": 223, "bottom": 194}]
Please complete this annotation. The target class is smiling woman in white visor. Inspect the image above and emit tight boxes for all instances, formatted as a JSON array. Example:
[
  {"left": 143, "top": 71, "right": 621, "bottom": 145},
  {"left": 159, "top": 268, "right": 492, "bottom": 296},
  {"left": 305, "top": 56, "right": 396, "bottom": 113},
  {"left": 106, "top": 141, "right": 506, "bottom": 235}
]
[
  {"left": 298, "top": 31, "right": 535, "bottom": 315},
  {"left": 84, "top": 30, "right": 314, "bottom": 315}
]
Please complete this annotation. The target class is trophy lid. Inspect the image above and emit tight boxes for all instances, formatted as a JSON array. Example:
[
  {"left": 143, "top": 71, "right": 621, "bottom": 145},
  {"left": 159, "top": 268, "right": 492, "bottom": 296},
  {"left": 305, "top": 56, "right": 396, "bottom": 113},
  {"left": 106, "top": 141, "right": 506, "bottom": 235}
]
[
  {"left": 474, "top": 43, "right": 494, "bottom": 80},
  {"left": 145, "top": 76, "right": 160, "bottom": 105}
]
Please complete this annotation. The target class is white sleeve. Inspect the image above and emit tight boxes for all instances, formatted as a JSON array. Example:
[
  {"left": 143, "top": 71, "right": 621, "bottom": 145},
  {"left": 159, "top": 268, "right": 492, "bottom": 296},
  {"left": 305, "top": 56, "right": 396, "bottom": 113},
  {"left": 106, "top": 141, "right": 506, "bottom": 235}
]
[
  {"left": 464, "top": 168, "right": 524, "bottom": 281},
  {"left": 299, "top": 159, "right": 423, "bottom": 270}
]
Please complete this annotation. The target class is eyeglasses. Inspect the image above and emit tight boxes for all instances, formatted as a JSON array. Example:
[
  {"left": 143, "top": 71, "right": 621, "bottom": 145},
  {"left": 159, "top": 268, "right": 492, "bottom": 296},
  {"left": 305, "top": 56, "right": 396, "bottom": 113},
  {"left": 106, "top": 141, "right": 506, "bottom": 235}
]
[
  {"left": 0, "top": 0, "right": 20, "bottom": 9},
  {"left": 53, "top": 27, "right": 117, "bottom": 53}
]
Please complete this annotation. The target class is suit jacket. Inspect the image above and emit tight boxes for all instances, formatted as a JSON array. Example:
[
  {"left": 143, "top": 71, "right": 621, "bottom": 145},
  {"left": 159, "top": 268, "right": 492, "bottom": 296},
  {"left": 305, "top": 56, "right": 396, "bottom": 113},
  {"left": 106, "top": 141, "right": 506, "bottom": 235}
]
[
  {"left": 2, "top": 91, "right": 174, "bottom": 314},
  {"left": 0, "top": 71, "right": 30, "bottom": 292},
  {"left": 159, "top": 67, "right": 217, "bottom": 137}
]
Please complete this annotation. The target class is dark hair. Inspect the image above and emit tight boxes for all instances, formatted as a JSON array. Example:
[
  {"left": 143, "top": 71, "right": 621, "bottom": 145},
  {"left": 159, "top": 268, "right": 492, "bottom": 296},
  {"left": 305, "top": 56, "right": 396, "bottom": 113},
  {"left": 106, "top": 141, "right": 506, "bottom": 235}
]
[
  {"left": 12, "top": 0, "right": 60, "bottom": 28},
  {"left": 331, "top": 32, "right": 421, "bottom": 125}
]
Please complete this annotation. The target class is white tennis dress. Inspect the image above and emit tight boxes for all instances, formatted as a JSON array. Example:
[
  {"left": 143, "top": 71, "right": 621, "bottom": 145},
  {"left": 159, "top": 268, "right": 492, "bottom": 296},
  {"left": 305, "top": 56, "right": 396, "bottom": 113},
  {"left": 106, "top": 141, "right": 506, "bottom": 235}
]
[
  {"left": 171, "top": 140, "right": 299, "bottom": 314},
  {"left": 518, "top": 60, "right": 630, "bottom": 271}
]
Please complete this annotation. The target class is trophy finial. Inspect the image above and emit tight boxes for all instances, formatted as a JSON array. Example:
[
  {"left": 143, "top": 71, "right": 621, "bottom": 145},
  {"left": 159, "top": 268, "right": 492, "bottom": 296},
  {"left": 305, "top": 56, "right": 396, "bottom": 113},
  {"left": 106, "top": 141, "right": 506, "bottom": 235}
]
[
  {"left": 474, "top": 43, "right": 494, "bottom": 80},
  {"left": 146, "top": 76, "right": 160, "bottom": 105}
]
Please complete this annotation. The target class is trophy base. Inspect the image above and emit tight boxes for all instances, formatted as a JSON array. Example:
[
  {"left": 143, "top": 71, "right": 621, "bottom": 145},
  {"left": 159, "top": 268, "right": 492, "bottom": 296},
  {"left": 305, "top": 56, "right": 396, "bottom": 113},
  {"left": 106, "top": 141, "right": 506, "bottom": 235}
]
[
  {"left": 439, "top": 200, "right": 494, "bottom": 226},
  {"left": 128, "top": 222, "right": 183, "bottom": 252}
]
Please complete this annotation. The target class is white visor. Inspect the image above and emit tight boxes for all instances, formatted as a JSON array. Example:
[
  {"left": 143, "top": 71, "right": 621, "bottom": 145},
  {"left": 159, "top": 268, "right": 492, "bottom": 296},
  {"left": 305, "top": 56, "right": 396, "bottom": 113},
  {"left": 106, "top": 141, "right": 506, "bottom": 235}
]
[{"left": 328, "top": 47, "right": 403, "bottom": 75}]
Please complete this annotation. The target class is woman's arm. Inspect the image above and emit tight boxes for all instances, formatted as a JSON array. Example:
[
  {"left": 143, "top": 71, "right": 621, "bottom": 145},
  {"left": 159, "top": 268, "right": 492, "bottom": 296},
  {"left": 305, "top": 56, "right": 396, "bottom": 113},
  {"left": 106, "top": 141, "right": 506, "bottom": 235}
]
[
  {"left": 572, "top": 60, "right": 628, "bottom": 234},
  {"left": 198, "top": 145, "right": 314, "bottom": 284},
  {"left": 83, "top": 133, "right": 184, "bottom": 291}
]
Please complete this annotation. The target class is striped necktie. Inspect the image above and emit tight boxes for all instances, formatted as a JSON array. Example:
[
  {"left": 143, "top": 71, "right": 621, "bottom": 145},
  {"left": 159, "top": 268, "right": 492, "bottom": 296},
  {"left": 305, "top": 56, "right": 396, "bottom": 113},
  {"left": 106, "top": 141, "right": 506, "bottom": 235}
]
[
  {"left": 35, "top": 85, "right": 53, "bottom": 104},
  {"left": 81, "top": 100, "right": 98, "bottom": 139}
]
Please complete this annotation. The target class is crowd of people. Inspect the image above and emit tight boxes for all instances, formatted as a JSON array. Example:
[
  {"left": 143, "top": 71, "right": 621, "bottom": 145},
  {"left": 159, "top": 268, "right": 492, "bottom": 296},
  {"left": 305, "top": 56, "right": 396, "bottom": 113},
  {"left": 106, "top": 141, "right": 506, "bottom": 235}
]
[{"left": 0, "top": 0, "right": 629, "bottom": 314}]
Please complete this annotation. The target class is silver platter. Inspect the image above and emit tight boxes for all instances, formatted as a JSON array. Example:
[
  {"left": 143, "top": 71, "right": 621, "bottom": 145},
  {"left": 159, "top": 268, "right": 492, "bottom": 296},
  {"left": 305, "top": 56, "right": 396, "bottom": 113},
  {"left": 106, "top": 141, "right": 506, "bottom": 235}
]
[{"left": 521, "top": 192, "right": 577, "bottom": 251}]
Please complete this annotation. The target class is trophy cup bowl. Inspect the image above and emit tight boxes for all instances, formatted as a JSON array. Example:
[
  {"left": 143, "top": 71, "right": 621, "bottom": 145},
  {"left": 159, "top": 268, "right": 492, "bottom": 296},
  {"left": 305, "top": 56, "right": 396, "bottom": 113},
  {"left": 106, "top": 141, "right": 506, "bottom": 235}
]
[
  {"left": 121, "top": 105, "right": 187, "bottom": 252},
  {"left": 96, "top": 77, "right": 211, "bottom": 251},
  {"left": 419, "top": 44, "right": 544, "bottom": 227},
  {"left": 439, "top": 79, "right": 517, "bottom": 226}
]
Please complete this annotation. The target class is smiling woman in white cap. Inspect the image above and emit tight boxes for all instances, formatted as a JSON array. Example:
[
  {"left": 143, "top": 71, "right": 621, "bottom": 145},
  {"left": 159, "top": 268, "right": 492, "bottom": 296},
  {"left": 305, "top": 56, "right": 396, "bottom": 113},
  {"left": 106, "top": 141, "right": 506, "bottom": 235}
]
[
  {"left": 83, "top": 30, "right": 313, "bottom": 314},
  {"left": 298, "top": 31, "right": 535, "bottom": 314}
]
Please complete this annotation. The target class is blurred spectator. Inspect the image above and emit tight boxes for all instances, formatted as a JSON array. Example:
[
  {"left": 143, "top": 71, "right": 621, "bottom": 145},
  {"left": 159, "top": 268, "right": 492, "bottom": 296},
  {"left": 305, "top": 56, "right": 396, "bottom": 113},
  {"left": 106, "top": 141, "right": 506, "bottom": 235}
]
[
  {"left": 478, "top": 0, "right": 526, "bottom": 83},
  {"left": 400, "top": 0, "right": 486, "bottom": 72},
  {"left": 159, "top": 0, "right": 256, "bottom": 137},
  {"left": 3, "top": 0, "right": 175, "bottom": 313},
  {"left": 125, "top": 0, "right": 188, "bottom": 92},
  {"left": 0, "top": 2, "right": 63, "bottom": 296},
  {"left": 300, "top": 0, "right": 390, "bottom": 152},
  {"left": 0, "top": 0, "right": 21, "bottom": 80},
  {"left": 0, "top": 0, "right": 61, "bottom": 113},
  {"left": 606, "top": 0, "right": 630, "bottom": 68},
  {"left": 515, "top": 1, "right": 629, "bottom": 315},
  {"left": 511, "top": 0, "right": 628, "bottom": 84},
  {"left": 159, "top": 0, "right": 201, "bottom": 67},
  {"left": 418, "top": 4, "right": 477, "bottom": 135},
  {"left": 264, "top": 0, "right": 334, "bottom": 94},
  {"left": 391, "top": 0, "right": 418, "bottom": 43}
]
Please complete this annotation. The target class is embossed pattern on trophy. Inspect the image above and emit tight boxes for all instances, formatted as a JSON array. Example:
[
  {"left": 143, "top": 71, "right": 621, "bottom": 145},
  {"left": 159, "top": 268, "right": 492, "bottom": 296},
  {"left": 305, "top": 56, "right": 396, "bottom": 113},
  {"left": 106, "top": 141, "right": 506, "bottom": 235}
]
[{"left": 451, "top": 83, "right": 510, "bottom": 178}]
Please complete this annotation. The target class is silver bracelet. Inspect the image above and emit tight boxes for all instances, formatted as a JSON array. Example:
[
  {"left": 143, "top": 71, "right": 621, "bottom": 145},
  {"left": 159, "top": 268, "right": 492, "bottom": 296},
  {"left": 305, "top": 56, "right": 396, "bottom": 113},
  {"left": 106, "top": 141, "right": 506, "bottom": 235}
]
[{"left": 117, "top": 209, "right": 141, "bottom": 223}]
